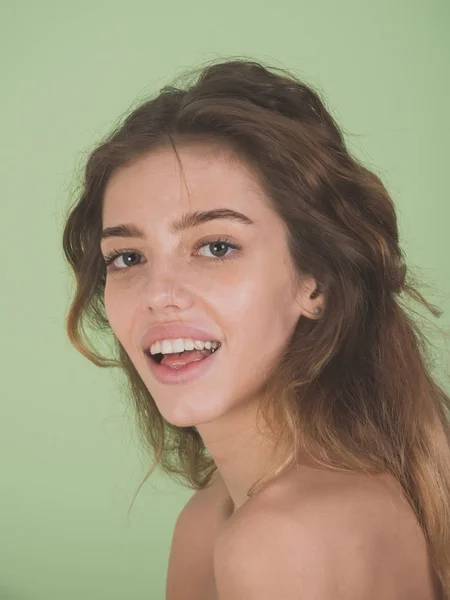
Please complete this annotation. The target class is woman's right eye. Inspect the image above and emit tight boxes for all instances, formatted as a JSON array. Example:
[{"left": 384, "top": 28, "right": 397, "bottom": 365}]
[{"left": 103, "top": 250, "right": 142, "bottom": 274}]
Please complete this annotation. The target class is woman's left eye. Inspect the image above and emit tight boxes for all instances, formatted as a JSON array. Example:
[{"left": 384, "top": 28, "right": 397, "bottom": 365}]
[{"left": 103, "top": 237, "right": 242, "bottom": 274}]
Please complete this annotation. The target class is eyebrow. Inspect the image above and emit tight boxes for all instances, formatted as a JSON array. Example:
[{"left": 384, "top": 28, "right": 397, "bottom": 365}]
[{"left": 101, "top": 208, "right": 256, "bottom": 242}]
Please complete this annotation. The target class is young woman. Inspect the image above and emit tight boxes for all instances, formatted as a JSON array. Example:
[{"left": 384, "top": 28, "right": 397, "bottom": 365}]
[{"left": 62, "top": 59, "right": 450, "bottom": 599}]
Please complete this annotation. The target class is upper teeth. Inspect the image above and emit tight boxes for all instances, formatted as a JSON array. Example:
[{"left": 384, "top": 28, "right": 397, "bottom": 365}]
[{"left": 148, "top": 338, "right": 221, "bottom": 355}]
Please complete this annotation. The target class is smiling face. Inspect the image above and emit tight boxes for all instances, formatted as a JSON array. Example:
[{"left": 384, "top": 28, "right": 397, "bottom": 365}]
[{"left": 101, "top": 142, "right": 320, "bottom": 427}]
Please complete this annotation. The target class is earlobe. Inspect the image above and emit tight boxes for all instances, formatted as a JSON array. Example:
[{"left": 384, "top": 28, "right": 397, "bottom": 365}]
[
  {"left": 310, "top": 280, "right": 325, "bottom": 316},
  {"left": 295, "top": 279, "right": 324, "bottom": 319}
]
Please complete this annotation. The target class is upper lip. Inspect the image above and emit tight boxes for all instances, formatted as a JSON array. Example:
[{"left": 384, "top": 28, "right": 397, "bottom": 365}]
[{"left": 140, "top": 322, "right": 222, "bottom": 351}]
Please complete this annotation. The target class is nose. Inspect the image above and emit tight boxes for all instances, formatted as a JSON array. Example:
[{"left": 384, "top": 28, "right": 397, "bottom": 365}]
[{"left": 139, "top": 258, "right": 192, "bottom": 312}]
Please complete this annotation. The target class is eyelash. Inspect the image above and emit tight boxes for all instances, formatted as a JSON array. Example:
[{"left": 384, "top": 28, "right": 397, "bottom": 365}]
[{"left": 102, "top": 237, "right": 242, "bottom": 275}]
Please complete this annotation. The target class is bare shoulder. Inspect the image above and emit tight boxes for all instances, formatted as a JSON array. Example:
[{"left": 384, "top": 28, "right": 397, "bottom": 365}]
[
  {"left": 174, "top": 470, "right": 229, "bottom": 524},
  {"left": 166, "top": 471, "right": 230, "bottom": 600},
  {"left": 168, "top": 469, "right": 229, "bottom": 554},
  {"left": 214, "top": 469, "right": 437, "bottom": 599}
]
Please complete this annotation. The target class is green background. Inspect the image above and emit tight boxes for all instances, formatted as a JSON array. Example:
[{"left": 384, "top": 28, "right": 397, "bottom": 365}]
[{"left": 1, "top": 1, "right": 449, "bottom": 598}]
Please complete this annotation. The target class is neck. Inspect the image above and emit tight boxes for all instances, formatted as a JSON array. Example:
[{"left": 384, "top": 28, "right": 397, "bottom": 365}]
[{"left": 196, "top": 400, "right": 280, "bottom": 515}]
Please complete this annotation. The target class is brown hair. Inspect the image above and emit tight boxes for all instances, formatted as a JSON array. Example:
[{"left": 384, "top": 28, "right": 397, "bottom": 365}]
[{"left": 62, "top": 58, "right": 450, "bottom": 596}]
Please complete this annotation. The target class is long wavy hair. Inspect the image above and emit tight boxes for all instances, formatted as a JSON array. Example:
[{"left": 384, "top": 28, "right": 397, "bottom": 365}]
[{"left": 62, "top": 58, "right": 450, "bottom": 596}]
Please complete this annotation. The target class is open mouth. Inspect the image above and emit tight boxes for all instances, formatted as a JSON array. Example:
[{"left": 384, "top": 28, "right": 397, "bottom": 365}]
[
  {"left": 144, "top": 343, "right": 222, "bottom": 382},
  {"left": 146, "top": 344, "right": 221, "bottom": 365}
]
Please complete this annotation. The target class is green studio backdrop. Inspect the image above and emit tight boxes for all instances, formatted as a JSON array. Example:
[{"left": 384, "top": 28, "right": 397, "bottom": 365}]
[{"left": 1, "top": 1, "right": 449, "bottom": 599}]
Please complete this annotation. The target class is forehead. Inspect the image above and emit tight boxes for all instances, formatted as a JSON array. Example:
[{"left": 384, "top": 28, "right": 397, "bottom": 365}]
[{"left": 102, "top": 142, "right": 271, "bottom": 219}]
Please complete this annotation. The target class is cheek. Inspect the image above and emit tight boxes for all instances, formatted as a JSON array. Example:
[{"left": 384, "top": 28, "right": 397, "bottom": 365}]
[
  {"left": 231, "top": 279, "right": 296, "bottom": 355},
  {"left": 103, "top": 285, "right": 129, "bottom": 341},
  {"left": 220, "top": 278, "right": 259, "bottom": 319}
]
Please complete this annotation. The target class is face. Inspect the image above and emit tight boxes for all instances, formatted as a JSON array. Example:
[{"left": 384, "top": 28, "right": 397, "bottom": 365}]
[{"left": 101, "top": 143, "right": 319, "bottom": 428}]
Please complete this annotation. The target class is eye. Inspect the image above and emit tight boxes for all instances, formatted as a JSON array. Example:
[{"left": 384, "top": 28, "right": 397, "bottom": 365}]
[
  {"left": 103, "top": 250, "right": 142, "bottom": 273},
  {"left": 102, "top": 237, "right": 242, "bottom": 275},
  {"left": 194, "top": 237, "right": 241, "bottom": 260}
]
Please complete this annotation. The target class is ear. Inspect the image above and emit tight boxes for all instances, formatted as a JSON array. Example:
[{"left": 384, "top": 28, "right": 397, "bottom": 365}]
[{"left": 294, "top": 275, "right": 324, "bottom": 321}]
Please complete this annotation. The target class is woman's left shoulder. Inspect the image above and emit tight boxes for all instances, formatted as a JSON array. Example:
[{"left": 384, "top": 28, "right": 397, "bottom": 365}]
[
  {"left": 269, "top": 467, "right": 428, "bottom": 550},
  {"left": 221, "top": 468, "right": 436, "bottom": 599},
  {"left": 216, "top": 469, "right": 433, "bottom": 598}
]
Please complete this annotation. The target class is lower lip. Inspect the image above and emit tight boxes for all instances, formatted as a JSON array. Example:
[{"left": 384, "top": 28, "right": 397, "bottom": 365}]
[{"left": 145, "top": 348, "right": 221, "bottom": 384}]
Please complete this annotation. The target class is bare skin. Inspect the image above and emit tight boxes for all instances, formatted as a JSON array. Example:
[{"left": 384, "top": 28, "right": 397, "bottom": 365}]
[
  {"left": 166, "top": 470, "right": 230, "bottom": 600},
  {"left": 166, "top": 466, "right": 438, "bottom": 600}
]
